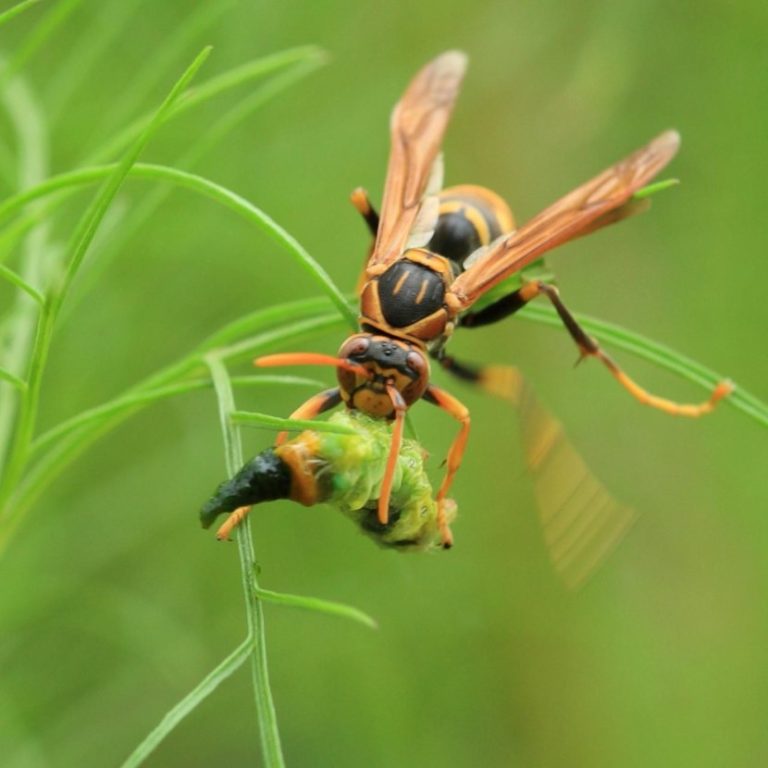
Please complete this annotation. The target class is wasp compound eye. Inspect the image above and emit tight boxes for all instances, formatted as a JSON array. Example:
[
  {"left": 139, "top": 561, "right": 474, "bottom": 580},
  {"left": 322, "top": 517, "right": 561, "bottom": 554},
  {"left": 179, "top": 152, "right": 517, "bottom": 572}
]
[
  {"left": 406, "top": 351, "right": 427, "bottom": 375},
  {"left": 339, "top": 335, "right": 370, "bottom": 359}
]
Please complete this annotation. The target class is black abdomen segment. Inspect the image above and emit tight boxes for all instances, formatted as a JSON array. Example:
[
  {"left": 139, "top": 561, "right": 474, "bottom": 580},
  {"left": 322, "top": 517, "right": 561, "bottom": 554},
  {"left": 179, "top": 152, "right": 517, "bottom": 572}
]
[
  {"left": 427, "top": 185, "right": 514, "bottom": 268},
  {"left": 378, "top": 260, "right": 446, "bottom": 328}
]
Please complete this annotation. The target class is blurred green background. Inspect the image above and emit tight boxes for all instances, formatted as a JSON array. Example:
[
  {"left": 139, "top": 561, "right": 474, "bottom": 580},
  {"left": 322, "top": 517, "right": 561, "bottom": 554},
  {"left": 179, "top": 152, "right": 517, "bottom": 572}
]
[{"left": 1, "top": 1, "right": 766, "bottom": 766}]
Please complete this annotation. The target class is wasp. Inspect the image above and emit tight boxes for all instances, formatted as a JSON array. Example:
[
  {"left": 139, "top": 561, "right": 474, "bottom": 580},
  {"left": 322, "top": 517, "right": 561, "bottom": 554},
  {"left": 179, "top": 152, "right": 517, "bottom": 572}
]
[{"left": 253, "top": 51, "right": 731, "bottom": 554}]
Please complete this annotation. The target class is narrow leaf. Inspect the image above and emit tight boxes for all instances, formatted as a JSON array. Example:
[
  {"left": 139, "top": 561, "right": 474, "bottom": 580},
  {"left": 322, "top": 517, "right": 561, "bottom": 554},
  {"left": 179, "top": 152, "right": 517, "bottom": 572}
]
[
  {"left": 0, "top": 367, "right": 26, "bottom": 391},
  {"left": 205, "top": 354, "right": 286, "bottom": 767},
  {"left": 255, "top": 587, "right": 378, "bottom": 630},
  {"left": 231, "top": 410, "right": 357, "bottom": 434},
  {"left": 0, "top": 0, "right": 40, "bottom": 30},
  {"left": 0, "top": 262, "right": 43, "bottom": 303},
  {"left": 634, "top": 177, "right": 680, "bottom": 199},
  {"left": 0, "top": 163, "right": 357, "bottom": 327},
  {"left": 120, "top": 639, "right": 252, "bottom": 768},
  {"left": 91, "top": 46, "right": 325, "bottom": 163}
]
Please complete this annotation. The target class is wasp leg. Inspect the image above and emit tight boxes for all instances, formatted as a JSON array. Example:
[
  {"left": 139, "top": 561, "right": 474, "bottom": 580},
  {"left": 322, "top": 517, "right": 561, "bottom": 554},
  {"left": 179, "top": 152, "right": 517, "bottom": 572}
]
[
  {"left": 422, "top": 384, "right": 471, "bottom": 549},
  {"left": 378, "top": 384, "right": 407, "bottom": 528},
  {"left": 216, "top": 505, "right": 252, "bottom": 542},
  {"left": 351, "top": 187, "right": 380, "bottom": 294},
  {"left": 350, "top": 187, "right": 380, "bottom": 236},
  {"left": 276, "top": 387, "right": 343, "bottom": 445},
  {"left": 462, "top": 280, "right": 732, "bottom": 417},
  {"left": 431, "top": 351, "right": 525, "bottom": 405}
]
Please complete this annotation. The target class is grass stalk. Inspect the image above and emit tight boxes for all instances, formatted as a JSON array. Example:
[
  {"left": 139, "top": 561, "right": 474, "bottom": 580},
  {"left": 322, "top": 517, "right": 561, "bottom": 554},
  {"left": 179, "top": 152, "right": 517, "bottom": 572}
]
[
  {"left": 0, "top": 47, "right": 212, "bottom": 513},
  {"left": 119, "top": 639, "right": 253, "bottom": 768},
  {"left": 205, "top": 352, "right": 285, "bottom": 767}
]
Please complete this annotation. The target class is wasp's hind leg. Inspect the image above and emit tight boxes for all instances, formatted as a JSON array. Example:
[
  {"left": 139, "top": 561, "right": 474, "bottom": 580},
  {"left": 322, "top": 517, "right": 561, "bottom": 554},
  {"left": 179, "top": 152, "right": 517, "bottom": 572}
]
[
  {"left": 459, "top": 280, "right": 732, "bottom": 416},
  {"left": 432, "top": 349, "right": 524, "bottom": 405}
]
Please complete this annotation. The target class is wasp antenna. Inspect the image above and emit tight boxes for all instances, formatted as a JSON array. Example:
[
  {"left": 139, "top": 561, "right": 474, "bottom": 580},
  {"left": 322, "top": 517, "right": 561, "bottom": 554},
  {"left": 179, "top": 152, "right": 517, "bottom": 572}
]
[{"left": 255, "top": 353, "right": 370, "bottom": 378}]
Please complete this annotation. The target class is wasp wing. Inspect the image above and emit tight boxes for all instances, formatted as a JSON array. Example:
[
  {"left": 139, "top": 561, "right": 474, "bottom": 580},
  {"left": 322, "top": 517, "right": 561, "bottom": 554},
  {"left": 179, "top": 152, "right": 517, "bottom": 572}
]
[
  {"left": 450, "top": 130, "right": 680, "bottom": 308},
  {"left": 481, "top": 365, "right": 635, "bottom": 589},
  {"left": 368, "top": 51, "right": 467, "bottom": 270}
]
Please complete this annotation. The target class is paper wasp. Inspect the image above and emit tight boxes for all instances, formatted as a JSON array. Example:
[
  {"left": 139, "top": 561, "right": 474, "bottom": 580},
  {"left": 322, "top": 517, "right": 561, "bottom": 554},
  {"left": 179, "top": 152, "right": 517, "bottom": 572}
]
[{"left": 245, "top": 51, "right": 731, "bottom": 564}]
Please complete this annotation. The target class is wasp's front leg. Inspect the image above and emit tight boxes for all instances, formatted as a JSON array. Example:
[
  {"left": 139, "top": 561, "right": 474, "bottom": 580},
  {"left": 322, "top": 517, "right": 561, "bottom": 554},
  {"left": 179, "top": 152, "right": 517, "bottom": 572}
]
[{"left": 422, "top": 384, "right": 471, "bottom": 548}]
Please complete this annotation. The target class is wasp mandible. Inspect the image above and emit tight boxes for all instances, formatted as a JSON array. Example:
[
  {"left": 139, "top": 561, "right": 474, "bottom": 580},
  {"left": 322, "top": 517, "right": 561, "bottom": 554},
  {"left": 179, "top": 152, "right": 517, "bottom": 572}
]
[{"left": 255, "top": 51, "right": 731, "bottom": 550}]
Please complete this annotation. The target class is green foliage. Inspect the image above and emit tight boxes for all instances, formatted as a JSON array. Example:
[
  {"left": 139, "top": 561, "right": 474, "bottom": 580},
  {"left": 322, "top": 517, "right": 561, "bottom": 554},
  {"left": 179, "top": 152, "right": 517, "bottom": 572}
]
[{"left": 0, "top": 4, "right": 765, "bottom": 767}]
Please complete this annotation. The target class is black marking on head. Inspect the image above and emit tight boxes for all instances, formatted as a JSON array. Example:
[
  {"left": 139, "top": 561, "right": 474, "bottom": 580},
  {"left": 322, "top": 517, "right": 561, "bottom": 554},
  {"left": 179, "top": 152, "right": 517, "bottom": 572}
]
[{"left": 349, "top": 337, "right": 421, "bottom": 380}]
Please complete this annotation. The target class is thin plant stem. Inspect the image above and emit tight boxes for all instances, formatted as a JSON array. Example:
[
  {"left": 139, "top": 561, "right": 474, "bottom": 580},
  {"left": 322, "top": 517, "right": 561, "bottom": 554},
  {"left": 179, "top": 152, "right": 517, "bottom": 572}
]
[
  {"left": 0, "top": 162, "right": 357, "bottom": 327},
  {"left": 0, "top": 47, "right": 212, "bottom": 510},
  {"left": 205, "top": 352, "right": 286, "bottom": 768},
  {"left": 0, "top": 0, "right": 41, "bottom": 30},
  {"left": 119, "top": 639, "right": 253, "bottom": 768}
]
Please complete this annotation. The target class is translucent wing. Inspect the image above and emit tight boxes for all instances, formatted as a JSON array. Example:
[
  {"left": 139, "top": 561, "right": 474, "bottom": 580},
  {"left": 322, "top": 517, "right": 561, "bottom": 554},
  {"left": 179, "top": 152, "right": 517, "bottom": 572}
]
[
  {"left": 481, "top": 365, "right": 635, "bottom": 589},
  {"left": 368, "top": 51, "right": 467, "bottom": 270},
  {"left": 449, "top": 130, "right": 680, "bottom": 309}
]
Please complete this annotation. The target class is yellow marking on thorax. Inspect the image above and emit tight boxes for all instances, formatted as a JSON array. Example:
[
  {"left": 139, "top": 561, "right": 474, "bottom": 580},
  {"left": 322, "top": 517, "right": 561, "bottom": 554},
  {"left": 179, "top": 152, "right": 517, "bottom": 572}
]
[
  {"left": 415, "top": 278, "right": 429, "bottom": 304},
  {"left": 392, "top": 271, "right": 409, "bottom": 295}
]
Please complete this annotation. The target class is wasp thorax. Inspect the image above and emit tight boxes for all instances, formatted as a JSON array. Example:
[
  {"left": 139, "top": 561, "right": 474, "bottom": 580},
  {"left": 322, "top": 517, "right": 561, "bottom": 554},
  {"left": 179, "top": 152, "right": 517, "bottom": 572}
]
[{"left": 337, "top": 333, "right": 430, "bottom": 416}]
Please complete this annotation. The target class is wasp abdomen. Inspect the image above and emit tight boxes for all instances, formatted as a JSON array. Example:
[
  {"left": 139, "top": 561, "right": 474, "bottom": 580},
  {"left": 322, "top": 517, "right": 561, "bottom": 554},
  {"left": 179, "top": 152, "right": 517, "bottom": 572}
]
[{"left": 428, "top": 184, "right": 515, "bottom": 267}]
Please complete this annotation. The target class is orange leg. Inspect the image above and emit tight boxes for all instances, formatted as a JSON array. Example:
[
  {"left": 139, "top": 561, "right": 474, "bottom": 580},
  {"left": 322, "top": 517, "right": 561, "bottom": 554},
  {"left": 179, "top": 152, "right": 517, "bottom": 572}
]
[
  {"left": 378, "top": 384, "right": 406, "bottom": 526},
  {"left": 467, "top": 280, "right": 733, "bottom": 416},
  {"left": 423, "top": 384, "right": 471, "bottom": 548},
  {"left": 350, "top": 187, "right": 379, "bottom": 236},
  {"left": 216, "top": 505, "right": 251, "bottom": 541},
  {"left": 350, "top": 187, "right": 379, "bottom": 294},
  {"left": 275, "top": 387, "right": 341, "bottom": 445}
]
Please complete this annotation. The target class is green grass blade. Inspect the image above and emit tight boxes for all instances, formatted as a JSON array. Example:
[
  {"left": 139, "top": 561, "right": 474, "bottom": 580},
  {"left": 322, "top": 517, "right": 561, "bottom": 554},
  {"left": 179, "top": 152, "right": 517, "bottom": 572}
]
[
  {"left": 120, "top": 638, "right": 253, "bottom": 768},
  {"left": 517, "top": 303, "right": 767, "bottom": 427},
  {"left": 205, "top": 353, "right": 285, "bottom": 768},
  {"left": 0, "top": 61, "right": 50, "bottom": 473},
  {"left": 634, "top": 178, "right": 679, "bottom": 199},
  {"left": 30, "top": 375, "right": 323, "bottom": 457},
  {"left": 44, "top": 0, "right": 143, "bottom": 121},
  {"left": 0, "top": 47, "right": 213, "bottom": 529},
  {"left": 0, "top": 162, "right": 356, "bottom": 327},
  {"left": 124, "top": 164, "right": 355, "bottom": 326},
  {"left": 0, "top": 262, "right": 43, "bottom": 303},
  {"left": 90, "top": 46, "right": 324, "bottom": 164},
  {"left": 95, "top": 1, "right": 233, "bottom": 141},
  {"left": 55, "top": 52, "right": 211, "bottom": 297},
  {"left": 231, "top": 410, "right": 356, "bottom": 434},
  {"left": 0, "top": 367, "right": 26, "bottom": 391},
  {"left": 0, "top": 0, "right": 40, "bottom": 30},
  {"left": 3, "top": 308, "right": 342, "bottom": 541},
  {"left": 5, "top": 0, "right": 84, "bottom": 78},
  {"left": 197, "top": 296, "right": 338, "bottom": 350},
  {"left": 216, "top": 313, "right": 344, "bottom": 365},
  {"left": 63, "top": 54, "right": 327, "bottom": 320},
  {"left": 255, "top": 587, "right": 378, "bottom": 630}
]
